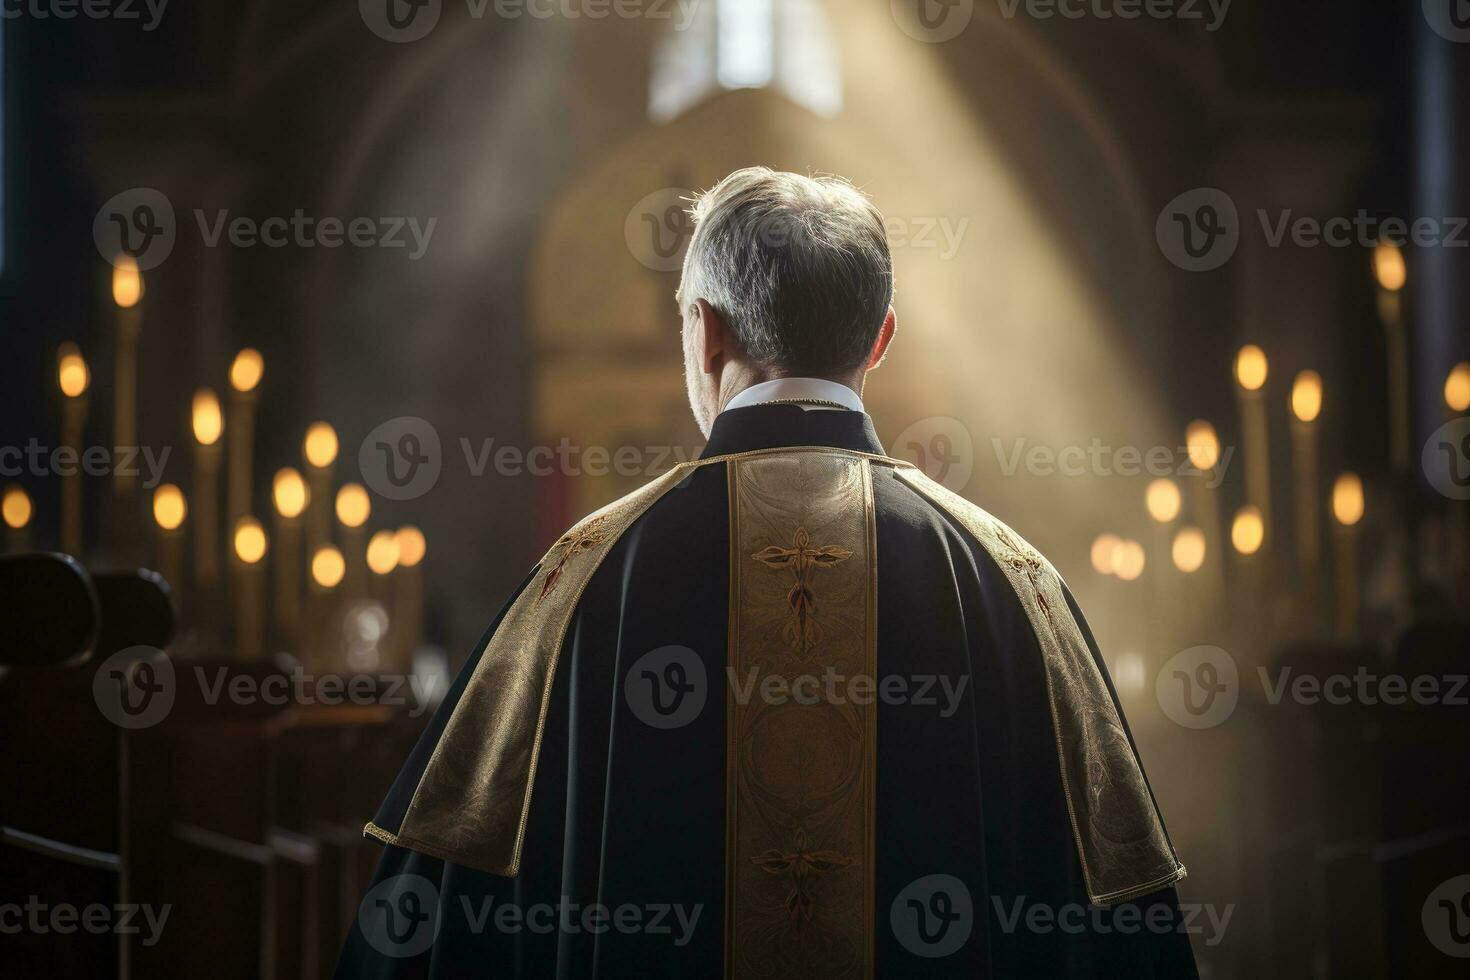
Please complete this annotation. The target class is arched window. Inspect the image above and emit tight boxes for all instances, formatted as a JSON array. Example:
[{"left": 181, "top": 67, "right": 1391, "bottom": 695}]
[{"left": 648, "top": 0, "right": 841, "bottom": 124}]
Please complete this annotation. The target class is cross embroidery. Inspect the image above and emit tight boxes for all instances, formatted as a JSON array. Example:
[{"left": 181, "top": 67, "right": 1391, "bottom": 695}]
[
  {"left": 752, "top": 527, "right": 852, "bottom": 653},
  {"left": 994, "top": 525, "right": 1052, "bottom": 620},
  {"left": 751, "top": 829, "right": 854, "bottom": 926},
  {"left": 536, "top": 516, "right": 610, "bottom": 603}
]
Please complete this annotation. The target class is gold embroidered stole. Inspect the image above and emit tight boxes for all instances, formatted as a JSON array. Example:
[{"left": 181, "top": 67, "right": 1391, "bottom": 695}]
[
  {"left": 893, "top": 467, "right": 1185, "bottom": 905},
  {"left": 725, "top": 451, "right": 877, "bottom": 979}
]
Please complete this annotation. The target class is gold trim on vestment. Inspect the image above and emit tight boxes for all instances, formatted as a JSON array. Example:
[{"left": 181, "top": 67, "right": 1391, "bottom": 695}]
[{"left": 724, "top": 452, "right": 877, "bottom": 979}]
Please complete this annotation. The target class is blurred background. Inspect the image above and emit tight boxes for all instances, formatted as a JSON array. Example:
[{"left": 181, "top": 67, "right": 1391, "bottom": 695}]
[{"left": 2, "top": 0, "right": 1469, "bottom": 976}]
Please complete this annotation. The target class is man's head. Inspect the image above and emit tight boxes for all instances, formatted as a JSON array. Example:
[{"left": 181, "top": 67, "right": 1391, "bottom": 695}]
[{"left": 676, "top": 167, "right": 897, "bottom": 436}]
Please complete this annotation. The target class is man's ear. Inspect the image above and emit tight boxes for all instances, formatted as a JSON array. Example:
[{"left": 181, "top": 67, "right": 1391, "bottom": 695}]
[
  {"left": 865, "top": 307, "right": 897, "bottom": 371},
  {"left": 695, "top": 298, "right": 729, "bottom": 375}
]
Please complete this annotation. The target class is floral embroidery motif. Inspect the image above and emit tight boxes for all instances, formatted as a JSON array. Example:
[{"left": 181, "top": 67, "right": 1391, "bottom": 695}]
[
  {"left": 536, "top": 516, "right": 610, "bottom": 603},
  {"left": 752, "top": 828, "right": 854, "bottom": 926},
  {"left": 751, "top": 527, "right": 853, "bottom": 653}
]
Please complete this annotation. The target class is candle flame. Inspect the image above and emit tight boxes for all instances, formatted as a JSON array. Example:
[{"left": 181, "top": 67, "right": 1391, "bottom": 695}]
[
  {"left": 273, "top": 468, "right": 309, "bottom": 519},
  {"left": 367, "top": 530, "right": 401, "bottom": 575},
  {"left": 312, "top": 546, "right": 345, "bottom": 588},
  {"left": 304, "top": 422, "right": 339, "bottom": 468},
  {"left": 1112, "top": 539, "right": 1146, "bottom": 581},
  {"left": 153, "top": 484, "right": 187, "bottom": 530},
  {"left": 335, "top": 483, "right": 371, "bottom": 528},
  {"left": 1172, "top": 526, "right": 1206, "bottom": 573},
  {"left": 1090, "top": 534, "right": 1121, "bottom": 576},
  {"left": 229, "top": 348, "right": 264, "bottom": 393},
  {"left": 1290, "top": 370, "right": 1323, "bottom": 423},
  {"left": 192, "top": 388, "right": 223, "bottom": 445},
  {"left": 1185, "top": 420, "right": 1221, "bottom": 471},
  {"left": 234, "top": 516, "right": 268, "bottom": 563},
  {"left": 1373, "top": 241, "right": 1406, "bottom": 292},
  {"left": 112, "top": 255, "right": 143, "bottom": 308},
  {"left": 1231, "top": 506, "right": 1265, "bottom": 555},
  {"left": 395, "top": 525, "right": 427, "bottom": 567},
  {"left": 57, "top": 343, "right": 90, "bottom": 398},
  {"left": 1332, "top": 473, "right": 1364, "bottom": 526},
  {"left": 1234, "top": 345, "right": 1268, "bottom": 392},
  {"left": 1145, "top": 478, "right": 1181, "bottom": 523},
  {"left": 2, "top": 485, "right": 32, "bottom": 529},
  {"left": 1446, "top": 362, "right": 1470, "bottom": 413}
]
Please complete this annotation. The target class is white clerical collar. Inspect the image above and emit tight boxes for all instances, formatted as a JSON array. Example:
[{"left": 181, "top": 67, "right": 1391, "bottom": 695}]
[{"left": 722, "top": 377, "right": 865, "bottom": 414}]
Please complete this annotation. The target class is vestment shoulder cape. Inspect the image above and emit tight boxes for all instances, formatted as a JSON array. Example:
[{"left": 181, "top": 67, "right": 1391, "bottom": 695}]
[{"left": 338, "top": 405, "right": 1196, "bottom": 979}]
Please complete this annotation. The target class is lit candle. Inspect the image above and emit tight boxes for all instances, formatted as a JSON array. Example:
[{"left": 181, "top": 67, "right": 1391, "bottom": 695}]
[
  {"left": 308, "top": 545, "right": 345, "bottom": 673},
  {"left": 57, "top": 344, "right": 90, "bottom": 556},
  {"left": 394, "top": 525, "right": 426, "bottom": 667},
  {"left": 3, "top": 485, "right": 33, "bottom": 554},
  {"left": 226, "top": 348, "right": 264, "bottom": 529},
  {"left": 1289, "top": 370, "right": 1323, "bottom": 596},
  {"left": 111, "top": 257, "right": 143, "bottom": 497},
  {"left": 272, "top": 468, "right": 309, "bottom": 647},
  {"left": 302, "top": 422, "right": 338, "bottom": 560},
  {"left": 192, "top": 388, "right": 224, "bottom": 591},
  {"left": 1144, "top": 477, "right": 1180, "bottom": 651},
  {"left": 1185, "top": 420, "right": 1225, "bottom": 604},
  {"left": 1234, "top": 346, "right": 1272, "bottom": 543},
  {"left": 1445, "top": 364, "right": 1470, "bottom": 581},
  {"left": 1230, "top": 504, "right": 1266, "bottom": 645},
  {"left": 1171, "top": 526, "right": 1206, "bottom": 575},
  {"left": 335, "top": 483, "right": 371, "bottom": 599},
  {"left": 367, "top": 530, "right": 401, "bottom": 668},
  {"left": 1373, "top": 242, "right": 1409, "bottom": 471},
  {"left": 1331, "top": 474, "right": 1364, "bottom": 639},
  {"left": 232, "top": 516, "right": 269, "bottom": 661},
  {"left": 151, "top": 483, "right": 187, "bottom": 592},
  {"left": 1445, "top": 362, "right": 1470, "bottom": 416}
]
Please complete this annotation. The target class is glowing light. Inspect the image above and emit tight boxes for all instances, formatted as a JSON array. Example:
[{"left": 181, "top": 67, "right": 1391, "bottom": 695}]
[
  {"left": 229, "top": 348, "right": 264, "bottom": 393},
  {"left": 1091, "top": 534, "right": 1121, "bottom": 575},
  {"left": 2, "top": 486, "right": 32, "bottom": 529},
  {"left": 1231, "top": 506, "right": 1264, "bottom": 555},
  {"left": 112, "top": 255, "right": 143, "bottom": 308},
  {"left": 1373, "top": 241, "right": 1406, "bottom": 292},
  {"left": 1171, "top": 526, "right": 1206, "bottom": 573},
  {"left": 312, "top": 546, "right": 345, "bottom": 588},
  {"left": 1113, "top": 652, "right": 1147, "bottom": 697},
  {"left": 57, "top": 344, "right": 90, "bottom": 398},
  {"left": 1145, "top": 479, "right": 1181, "bottom": 523},
  {"left": 1290, "top": 370, "right": 1323, "bottom": 423},
  {"left": 1185, "top": 420, "right": 1221, "bottom": 471},
  {"left": 192, "top": 388, "right": 223, "bottom": 446},
  {"left": 1446, "top": 363, "right": 1470, "bottom": 413},
  {"left": 273, "top": 468, "right": 309, "bottom": 519},
  {"left": 335, "top": 484, "right": 371, "bottom": 528},
  {"left": 1332, "top": 473, "right": 1364, "bottom": 526},
  {"left": 1234, "top": 345, "right": 1268, "bottom": 392},
  {"left": 1113, "top": 540, "right": 1146, "bottom": 581},
  {"left": 304, "top": 422, "right": 339, "bottom": 468},
  {"left": 234, "top": 517, "right": 268, "bottom": 564},
  {"left": 152, "top": 484, "right": 187, "bottom": 531},
  {"left": 367, "top": 530, "right": 401, "bottom": 575},
  {"left": 395, "top": 526, "right": 426, "bottom": 567}
]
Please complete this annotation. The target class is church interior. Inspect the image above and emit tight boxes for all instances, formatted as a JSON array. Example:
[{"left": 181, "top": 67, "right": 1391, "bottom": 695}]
[{"left": 2, "top": 1, "right": 1469, "bottom": 976}]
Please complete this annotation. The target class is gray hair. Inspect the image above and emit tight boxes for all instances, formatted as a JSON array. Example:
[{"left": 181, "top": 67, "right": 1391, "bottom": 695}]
[{"left": 677, "top": 167, "right": 894, "bottom": 377}]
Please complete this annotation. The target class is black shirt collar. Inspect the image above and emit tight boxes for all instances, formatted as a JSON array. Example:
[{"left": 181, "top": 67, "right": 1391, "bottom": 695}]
[{"left": 698, "top": 404, "right": 886, "bottom": 459}]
